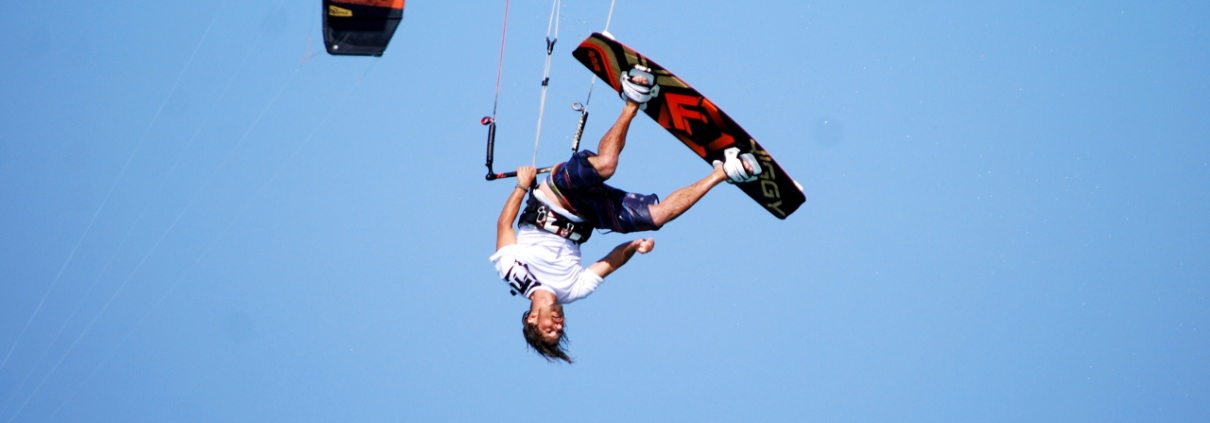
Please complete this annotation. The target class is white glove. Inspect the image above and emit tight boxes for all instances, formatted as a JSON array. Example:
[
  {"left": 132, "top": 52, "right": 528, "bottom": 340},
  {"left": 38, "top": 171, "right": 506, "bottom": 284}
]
[
  {"left": 712, "top": 147, "right": 762, "bottom": 183},
  {"left": 620, "top": 66, "right": 659, "bottom": 105}
]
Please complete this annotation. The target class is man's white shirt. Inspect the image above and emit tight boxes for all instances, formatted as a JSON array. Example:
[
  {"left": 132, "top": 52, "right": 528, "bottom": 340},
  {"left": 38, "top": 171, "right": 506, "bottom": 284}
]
[{"left": 491, "top": 225, "right": 603, "bottom": 304}]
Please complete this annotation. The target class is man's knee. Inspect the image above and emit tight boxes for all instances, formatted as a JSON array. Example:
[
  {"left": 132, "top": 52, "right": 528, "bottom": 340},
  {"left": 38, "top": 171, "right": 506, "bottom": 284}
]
[
  {"left": 588, "top": 156, "right": 617, "bottom": 180},
  {"left": 647, "top": 204, "right": 670, "bottom": 228}
]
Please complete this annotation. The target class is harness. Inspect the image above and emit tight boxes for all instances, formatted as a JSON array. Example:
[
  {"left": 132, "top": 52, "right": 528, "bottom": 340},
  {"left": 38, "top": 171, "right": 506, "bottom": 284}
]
[{"left": 518, "top": 193, "right": 592, "bottom": 244}]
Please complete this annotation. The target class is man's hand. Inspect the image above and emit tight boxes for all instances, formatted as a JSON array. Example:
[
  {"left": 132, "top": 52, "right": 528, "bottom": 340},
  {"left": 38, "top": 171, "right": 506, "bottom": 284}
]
[
  {"left": 588, "top": 238, "right": 657, "bottom": 278},
  {"left": 516, "top": 165, "right": 537, "bottom": 190},
  {"left": 634, "top": 238, "right": 655, "bottom": 254}
]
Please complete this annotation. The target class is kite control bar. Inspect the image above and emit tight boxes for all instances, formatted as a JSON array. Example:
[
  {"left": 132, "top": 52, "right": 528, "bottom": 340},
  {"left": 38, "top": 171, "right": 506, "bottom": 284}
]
[
  {"left": 482, "top": 116, "right": 555, "bottom": 180},
  {"left": 486, "top": 166, "right": 555, "bottom": 181},
  {"left": 482, "top": 110, "right": 585, "bottom": 181}
]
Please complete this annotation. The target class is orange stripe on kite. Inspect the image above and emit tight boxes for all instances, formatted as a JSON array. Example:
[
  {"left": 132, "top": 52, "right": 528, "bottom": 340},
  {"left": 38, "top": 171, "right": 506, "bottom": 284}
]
[{"left": 330, "top": 0, "right": 404, "bottom": 9}]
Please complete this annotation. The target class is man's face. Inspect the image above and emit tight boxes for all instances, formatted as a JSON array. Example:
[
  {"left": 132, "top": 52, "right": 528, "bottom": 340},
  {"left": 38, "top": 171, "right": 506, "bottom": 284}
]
[{"left": 527, "top": 303, "right": 565, "bottom": 342}]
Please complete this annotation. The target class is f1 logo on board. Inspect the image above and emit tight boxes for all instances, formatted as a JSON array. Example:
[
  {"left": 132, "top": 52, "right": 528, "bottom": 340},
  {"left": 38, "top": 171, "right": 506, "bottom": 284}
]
[{"left": 659, "top": 93, "right": 735, "bottom": 158}]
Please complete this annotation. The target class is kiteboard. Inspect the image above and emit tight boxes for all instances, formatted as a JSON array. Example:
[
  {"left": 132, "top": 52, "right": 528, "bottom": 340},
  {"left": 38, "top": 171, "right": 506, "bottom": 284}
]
[{"left": 572, "top": 32, "right": 805, "bottom": 219}]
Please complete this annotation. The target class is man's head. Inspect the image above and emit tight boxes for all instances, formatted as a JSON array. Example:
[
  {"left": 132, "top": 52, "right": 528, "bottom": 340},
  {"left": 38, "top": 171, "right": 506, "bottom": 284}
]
[{"left": 521, "top": 303, "right": 571, "bottom": 363}]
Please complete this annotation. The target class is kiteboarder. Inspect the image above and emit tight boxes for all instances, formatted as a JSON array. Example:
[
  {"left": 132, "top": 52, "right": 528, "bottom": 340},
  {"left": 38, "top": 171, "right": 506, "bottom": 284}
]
[{"left": 490, "top": 70, "right": 761, "bottom": 362}]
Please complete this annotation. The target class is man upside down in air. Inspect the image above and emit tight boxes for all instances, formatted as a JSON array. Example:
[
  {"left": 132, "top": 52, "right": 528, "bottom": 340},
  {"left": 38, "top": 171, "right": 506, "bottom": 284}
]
[{"left": 491, "top": 67, "right": 761, "bottom": 363}]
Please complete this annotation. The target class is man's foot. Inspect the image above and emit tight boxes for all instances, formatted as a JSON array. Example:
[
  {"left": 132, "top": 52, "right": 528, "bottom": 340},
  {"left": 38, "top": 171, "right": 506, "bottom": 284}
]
[
  {"left": 712, "top": 147, "right": 762, "bottom": 183},
  {"left": 620, "top": 65, "right": 659, "bottom": 108}
]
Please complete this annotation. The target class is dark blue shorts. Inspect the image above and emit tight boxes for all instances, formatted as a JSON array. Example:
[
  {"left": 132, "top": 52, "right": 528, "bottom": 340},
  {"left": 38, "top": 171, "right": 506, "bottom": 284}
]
[{"left": 549, "top": 150, "right": 661, "bottom": 233}]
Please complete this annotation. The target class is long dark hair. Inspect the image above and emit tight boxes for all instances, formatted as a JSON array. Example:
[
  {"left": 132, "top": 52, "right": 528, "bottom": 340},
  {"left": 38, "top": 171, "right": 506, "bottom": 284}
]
[{"left": 521, "top": 310, "right": 572, "bottom": 363}]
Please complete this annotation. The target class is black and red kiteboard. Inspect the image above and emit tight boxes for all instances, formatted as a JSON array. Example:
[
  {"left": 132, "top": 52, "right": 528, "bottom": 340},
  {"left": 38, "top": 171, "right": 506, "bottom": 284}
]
[{"left": 572, "top": 32, "right": 805, "bottom": 219}]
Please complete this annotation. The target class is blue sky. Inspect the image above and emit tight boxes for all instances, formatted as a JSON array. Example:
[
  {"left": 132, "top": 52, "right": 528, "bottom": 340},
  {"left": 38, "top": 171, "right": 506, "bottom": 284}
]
[{"left": 2, "top": 1, "right": 1208, "bottom": 422}]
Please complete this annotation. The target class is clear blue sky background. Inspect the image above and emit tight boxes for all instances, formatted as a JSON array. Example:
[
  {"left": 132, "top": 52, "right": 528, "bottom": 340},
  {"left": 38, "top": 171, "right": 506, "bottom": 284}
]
[{"left": 2, "top": 1, "right": 1207, "bottom": 422}]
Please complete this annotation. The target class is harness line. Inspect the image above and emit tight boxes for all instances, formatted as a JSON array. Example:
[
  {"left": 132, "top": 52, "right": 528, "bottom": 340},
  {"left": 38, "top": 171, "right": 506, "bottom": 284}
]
[
  {"left": 572, "top": 0, "right": 618, "bottom": 152},
  {"left": 483, "top": 0, "right": 619, "bottom": 180},
  {"left": 531, "top": 0, "right": 562, "bottom": 168}
]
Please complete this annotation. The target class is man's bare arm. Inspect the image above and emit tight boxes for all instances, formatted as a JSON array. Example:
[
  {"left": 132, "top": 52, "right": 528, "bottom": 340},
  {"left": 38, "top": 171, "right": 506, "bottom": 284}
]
[
  {"left": 496, "top": 166, "right": 537, "bottom": 250},
  {"left": 587, "top": 238, "right": 655, "bottom": 278}
]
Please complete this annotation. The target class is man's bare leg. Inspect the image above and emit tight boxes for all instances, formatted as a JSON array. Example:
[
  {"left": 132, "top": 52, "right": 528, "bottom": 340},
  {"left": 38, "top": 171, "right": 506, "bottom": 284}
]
[
  {"left": 539, "top": 101, "right": 641, "bottom": 208},
  {"left": 587, "top": 101, "right": 642, "bottom": 180},
  {"left": 648, "top": 165, "right": 729, "bottom": 227}
]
